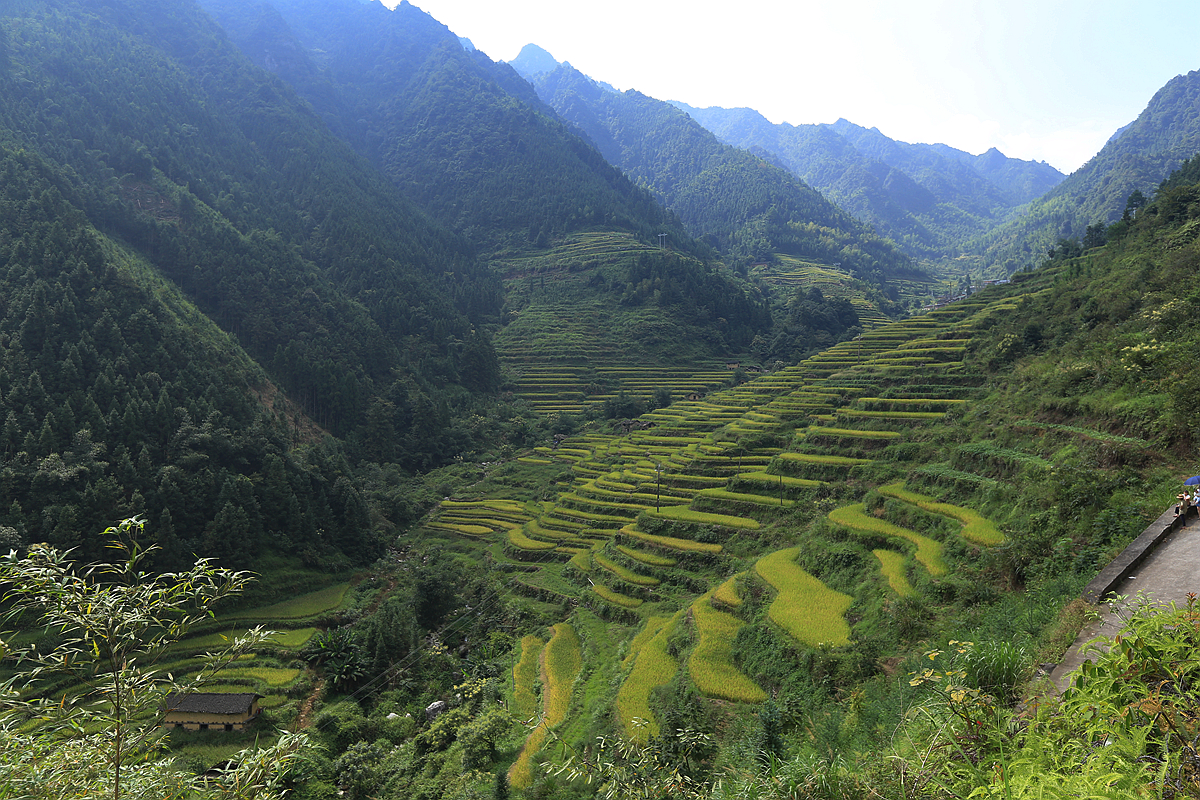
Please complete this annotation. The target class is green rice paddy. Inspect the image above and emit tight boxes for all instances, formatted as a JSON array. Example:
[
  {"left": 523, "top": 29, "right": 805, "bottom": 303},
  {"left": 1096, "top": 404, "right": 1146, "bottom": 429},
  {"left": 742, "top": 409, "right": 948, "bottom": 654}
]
[
  {"left": 616, "top": 613, "right": 681, "bottom": 740},
  {"left": 225, "top": 583, "right": 351, "bottom": 621},
  {"left": 874, "top": 550, "right": 915, "bottom": 597},
  {"left": 509, "top": 623, "right": 581, "bottom": 788},
  {"left": 877, "top": 482, "right": 1005, "bottom": 545},
  {"left": 755, "top": 547, "right": 852, "bottom": 647},
  {"left": 827, "top": 504, "right": 949, "bottom": 576},
  {"left": 688, "top": 594, "right": 767, "bottom": 703}
]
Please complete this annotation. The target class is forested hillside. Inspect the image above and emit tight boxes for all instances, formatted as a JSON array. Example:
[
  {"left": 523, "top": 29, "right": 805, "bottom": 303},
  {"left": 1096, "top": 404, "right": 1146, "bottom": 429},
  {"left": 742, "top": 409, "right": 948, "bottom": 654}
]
[
  {"left": 0, "top": 0, "right": 514, "bottom": 567},
  {"left": 0, "top": 0, "right": 788, "bottom": 571},
  {"left": 199, "top": 0, "right": 694, "bottom": 254},
  {"left": 201, "top": 0, "right": 794, "bottom": 361},
  {"left": 0, "top": 131, "right": 377, "bottom": 570}
]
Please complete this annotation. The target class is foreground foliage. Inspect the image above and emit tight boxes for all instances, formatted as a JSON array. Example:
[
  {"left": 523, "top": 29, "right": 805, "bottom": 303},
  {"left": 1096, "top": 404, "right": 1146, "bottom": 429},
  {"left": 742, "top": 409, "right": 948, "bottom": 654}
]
[{"left": 0, "top": 518, "right": 308, "bottom": 799}]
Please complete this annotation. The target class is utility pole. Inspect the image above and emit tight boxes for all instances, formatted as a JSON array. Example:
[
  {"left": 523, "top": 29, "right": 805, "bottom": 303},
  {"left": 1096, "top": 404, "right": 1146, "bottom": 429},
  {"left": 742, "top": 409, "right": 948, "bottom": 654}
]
[
  {"left": 656, "top": 462, "right": 662, "bottom": 511},
  {"left": 657, "top": 233, "right": 667, "bottom": 250}
]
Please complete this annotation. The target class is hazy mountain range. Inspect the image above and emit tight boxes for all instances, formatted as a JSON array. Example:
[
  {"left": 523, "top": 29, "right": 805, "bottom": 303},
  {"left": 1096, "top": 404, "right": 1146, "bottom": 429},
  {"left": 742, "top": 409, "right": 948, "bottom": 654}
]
[{"left": 512, "top": 43, "right": 1200, "bottom": 272}]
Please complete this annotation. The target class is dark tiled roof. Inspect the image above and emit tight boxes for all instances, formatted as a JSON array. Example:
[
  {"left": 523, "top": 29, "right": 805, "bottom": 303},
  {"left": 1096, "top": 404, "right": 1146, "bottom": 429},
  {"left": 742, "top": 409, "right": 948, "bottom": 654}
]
[{"left": 165, "top": 692, "right": 262, "bottom": 715}]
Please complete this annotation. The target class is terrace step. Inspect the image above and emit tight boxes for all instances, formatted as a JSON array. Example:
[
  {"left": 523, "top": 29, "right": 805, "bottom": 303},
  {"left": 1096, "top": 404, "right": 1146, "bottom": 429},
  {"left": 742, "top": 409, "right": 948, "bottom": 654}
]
[
  {"left": 826, "top": 504, "right": 947, "bottom": 576},
  {"left": 754, "top": 547, "right": 851, "bottom": 647}
]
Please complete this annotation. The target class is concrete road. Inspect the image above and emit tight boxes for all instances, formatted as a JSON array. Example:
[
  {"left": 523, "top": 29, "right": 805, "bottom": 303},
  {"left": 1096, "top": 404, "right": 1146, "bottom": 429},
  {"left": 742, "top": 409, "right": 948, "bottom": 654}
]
[{"left": 1044, "top": 508, "right": 1200, "bottom": 694}]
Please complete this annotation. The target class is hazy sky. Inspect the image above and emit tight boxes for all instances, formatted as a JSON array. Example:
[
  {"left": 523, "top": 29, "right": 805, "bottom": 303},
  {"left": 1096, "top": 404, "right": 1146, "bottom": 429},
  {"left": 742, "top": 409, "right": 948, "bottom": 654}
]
[{"left": 390, "top": 0, "right": 1200, "bottom": 174}]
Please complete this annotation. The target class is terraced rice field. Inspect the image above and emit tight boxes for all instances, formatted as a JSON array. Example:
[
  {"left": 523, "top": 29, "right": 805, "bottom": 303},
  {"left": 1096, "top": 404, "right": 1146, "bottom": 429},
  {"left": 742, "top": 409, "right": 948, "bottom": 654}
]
[
  {"left": 616, "top": 613, "right": 682, "bottom": 740},
  {"left": 749, "top": 256, "right": 925, "bottom": 327},
  {"left": 511, "top": 634, "right": 546, "bottom": 720},
  {"left": 827, "top": 503, "right": 948, "bottom": 576},
  {"left": 877, "top": 482, "right": 1005, "bottom": 545},
  {"left": 508, "top": 363, "right": 736, "bottom": 415},
  {"left": 874, "top": 549, "right": 915, "bottom": 596},
  {"left": 755, "top": 547, "right": 852, "bottom": 647},
  {"left": 424, "top": 292, "right": 1019, "bottom": 729},
  {"left": 687, "top": 593, "right": 767, "bottom": 703},
  {"left": 509, "top": 623, "right": 583, "bottom": 788}
]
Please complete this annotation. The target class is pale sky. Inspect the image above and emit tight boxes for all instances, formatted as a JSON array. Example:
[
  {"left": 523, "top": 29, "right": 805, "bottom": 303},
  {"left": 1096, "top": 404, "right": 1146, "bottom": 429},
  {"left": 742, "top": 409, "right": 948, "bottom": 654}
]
[{"left": 389, "top": 0, "right": 1200, "bottom": 174}]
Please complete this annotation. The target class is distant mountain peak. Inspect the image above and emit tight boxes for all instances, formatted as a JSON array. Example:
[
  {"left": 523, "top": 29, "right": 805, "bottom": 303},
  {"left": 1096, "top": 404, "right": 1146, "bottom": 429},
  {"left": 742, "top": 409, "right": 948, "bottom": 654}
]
[{"left": 509, "top": 43, "right": 559, "bottom": 79}]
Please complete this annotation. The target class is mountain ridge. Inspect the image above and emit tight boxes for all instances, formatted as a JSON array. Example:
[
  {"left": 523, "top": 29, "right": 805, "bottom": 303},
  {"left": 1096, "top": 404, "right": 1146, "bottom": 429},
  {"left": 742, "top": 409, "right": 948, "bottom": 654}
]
[{"left": 971, "top": 68, "right": 1200, "bottom": 271}]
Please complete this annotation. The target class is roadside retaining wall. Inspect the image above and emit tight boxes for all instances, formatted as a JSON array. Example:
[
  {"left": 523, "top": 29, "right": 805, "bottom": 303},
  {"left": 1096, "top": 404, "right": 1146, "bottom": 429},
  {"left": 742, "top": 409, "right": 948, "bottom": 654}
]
[{"left": 1081, "top": 503, "right": 1190, "bottom": 604}]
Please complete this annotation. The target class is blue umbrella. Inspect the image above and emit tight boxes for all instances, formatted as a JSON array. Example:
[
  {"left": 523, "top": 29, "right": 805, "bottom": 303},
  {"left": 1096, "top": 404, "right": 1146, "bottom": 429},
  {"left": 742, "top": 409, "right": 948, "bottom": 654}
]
[{"left": 1185, "top": 476, "right": 1200, "bottom": 486}]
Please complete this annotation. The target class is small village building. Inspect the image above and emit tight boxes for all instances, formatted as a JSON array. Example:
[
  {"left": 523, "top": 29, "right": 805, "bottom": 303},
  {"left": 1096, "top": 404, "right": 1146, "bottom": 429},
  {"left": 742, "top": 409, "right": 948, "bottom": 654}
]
[{"left": 164, "top": 692, "right": 263, "bottom": 731}]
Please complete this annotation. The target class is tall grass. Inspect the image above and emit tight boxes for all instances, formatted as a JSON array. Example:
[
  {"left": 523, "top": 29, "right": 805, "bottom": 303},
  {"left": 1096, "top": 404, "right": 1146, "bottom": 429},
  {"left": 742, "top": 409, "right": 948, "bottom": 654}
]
[
  {"left": 957, "top": 639, "right": 1029, "bottom": 701},
  {"left": 838, "top": 409, "right": 945, "bottom": 420},
  {"left": 735, "top": 472, "right": 825, "bottom": 488},
  {"left": 805, "top": 427, "right": 901, "bottom": 440},
  {"left": 778, "top": 453, "right": 873, "bottom": 466},
  {"left": 426, "top": 521, "right": 494, "bottom": 536},
  {"left": 215, "top": 667, "right": 300, "bottom": 687},
  {"left": 173, "top": 627, "right": 317, "bottom": 654},
  {"left": 697, "top": 488, "right": 798, "bottom": 507}
]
